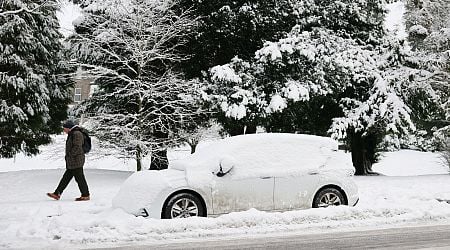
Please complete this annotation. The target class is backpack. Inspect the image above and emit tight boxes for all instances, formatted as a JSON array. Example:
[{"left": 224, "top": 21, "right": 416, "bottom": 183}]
[{"left": 80, "top": 128, "right": 92, "bottom": 154}]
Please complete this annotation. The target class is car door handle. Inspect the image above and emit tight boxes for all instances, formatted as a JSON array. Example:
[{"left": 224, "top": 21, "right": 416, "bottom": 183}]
[{"left": 260, "top": 176, "right": 272, "bottom": 179}]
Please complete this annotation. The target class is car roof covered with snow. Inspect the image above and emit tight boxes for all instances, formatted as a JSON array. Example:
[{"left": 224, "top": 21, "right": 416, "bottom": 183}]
[{"left": 170, "top": 133, "right": 344, "bottom": 180}]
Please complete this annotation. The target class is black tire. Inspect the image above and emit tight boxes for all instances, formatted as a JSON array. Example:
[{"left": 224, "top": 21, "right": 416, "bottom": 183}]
[
  {"left": 312, "top": 187, "right": 346, "bottom": 208},
  {"left": 162, "top": 192, "right": 206, "bottom": 219}
]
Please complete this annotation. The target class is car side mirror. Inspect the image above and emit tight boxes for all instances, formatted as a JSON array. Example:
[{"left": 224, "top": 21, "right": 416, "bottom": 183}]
[{"left": 215, "top": 157, "right": 235, "bottom": 177}]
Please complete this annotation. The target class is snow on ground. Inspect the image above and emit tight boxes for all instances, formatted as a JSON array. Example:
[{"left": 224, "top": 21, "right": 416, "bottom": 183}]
[
  {"left": 373, "top": 150, "right": 449, "bottom": 176},
  {"left": 0, "top": 137, "right": 449, "bottom": 249},
  {"left": 0, "top": 135, "right": 139, "bottom": 172}
]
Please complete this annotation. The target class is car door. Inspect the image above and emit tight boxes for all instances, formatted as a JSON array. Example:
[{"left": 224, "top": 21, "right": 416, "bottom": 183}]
[
  {"left": 273, "top": 173, "right": 319, "bottom": 211},
  {"left": 211, "top": 174, "right": 274, "bottom": 215}
]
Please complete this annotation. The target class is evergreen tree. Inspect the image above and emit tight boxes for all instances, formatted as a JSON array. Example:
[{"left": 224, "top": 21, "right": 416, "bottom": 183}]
[
  {"left": 172, "top": 0, "right": 300, "bottom": 79},
  {"left": 170, "top": 0, "right": 303, "bottom": 135},
  {"left": 196, "top": 0, "right": 387, "bottom": 137},
  {"left": 69, "top": 0, "right": 199, "bottom": 171},
  {"left": 0, "top": 0, "right": 72, "bottom": 158},
  {"left": 205, "top": 1, "right": 439, "bottom": 174},
  {"left": 402, "top": 0, "right": 450, "bottom": 149}
]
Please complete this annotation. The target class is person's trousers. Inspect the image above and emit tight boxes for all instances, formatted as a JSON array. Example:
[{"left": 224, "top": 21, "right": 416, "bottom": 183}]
[{"left": 55, "top": 168, "right": 90, "bottom": 197}]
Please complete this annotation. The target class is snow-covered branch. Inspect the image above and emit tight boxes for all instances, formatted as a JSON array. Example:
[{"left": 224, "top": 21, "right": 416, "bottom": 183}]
[
  {"left": 68, "top": 0, "right": 202, "bottom": 170},
  {"left": 0, "top": 0, "right": 50, "bottom": 16}
]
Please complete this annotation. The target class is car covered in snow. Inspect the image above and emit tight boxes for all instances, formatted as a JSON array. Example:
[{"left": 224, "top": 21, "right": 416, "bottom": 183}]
[{"left": 112, "top": 133, "right": 359, "bottom": 219}]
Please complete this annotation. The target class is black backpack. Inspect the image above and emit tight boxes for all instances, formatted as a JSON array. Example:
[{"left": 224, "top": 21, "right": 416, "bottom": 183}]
[{"left": 80, "top": 128, "right": 92, "bottom": 154}]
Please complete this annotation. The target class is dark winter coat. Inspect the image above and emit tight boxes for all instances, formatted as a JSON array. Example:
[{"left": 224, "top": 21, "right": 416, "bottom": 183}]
[{"left": 65, "top": 127, "right": 85, "bottom": 169}]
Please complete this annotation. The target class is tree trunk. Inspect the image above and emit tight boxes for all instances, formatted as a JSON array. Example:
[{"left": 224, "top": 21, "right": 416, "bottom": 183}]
[
  {"left": 136, "top": 144, "right": 142, "bottom": 171},
  {"left": 150, "top": 149, "right": 169, "bottom": 170},
  {"left": 189, "top": 142, "right": 197, "bottom": 154},
  {"left": 228, "top": 124, "right": 257, "bottom": 136},
  {"left": 349, "top": 131, "right": 378, "bottom": 175},
  {"left": 149, "top": 130, "right": 169, "bottom": 170},
  {"left": 244, "top": 125, "right": 257, "bottom": 134},
  {"left": 136, "top": 157, "right": 142, "bottom": 172}
]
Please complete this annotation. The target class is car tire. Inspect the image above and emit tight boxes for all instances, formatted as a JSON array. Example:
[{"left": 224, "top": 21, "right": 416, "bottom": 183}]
[
  {"left": 312, "top": 187, "right": 346, "bottom": 208},
  {"left": 162, "top": 192, "right": 206, "bottom": 219}
]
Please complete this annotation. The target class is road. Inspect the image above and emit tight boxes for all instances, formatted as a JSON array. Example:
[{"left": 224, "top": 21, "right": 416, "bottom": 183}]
[{"left": 107, "top": 224, "right": 450, "bottom": 250}]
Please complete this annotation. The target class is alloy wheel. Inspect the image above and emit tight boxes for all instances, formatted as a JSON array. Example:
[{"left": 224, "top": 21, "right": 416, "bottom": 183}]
[
  {"left": 171, "top": 198, "right": 199, "bottom": 218},
  {"left": 318, "top": 192, "right": 342, "bottom": 207}
]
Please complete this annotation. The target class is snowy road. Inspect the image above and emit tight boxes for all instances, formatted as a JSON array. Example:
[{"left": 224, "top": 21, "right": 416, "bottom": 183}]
[{"left": 109, "top": 224, "right": 450, "bottom": 250}]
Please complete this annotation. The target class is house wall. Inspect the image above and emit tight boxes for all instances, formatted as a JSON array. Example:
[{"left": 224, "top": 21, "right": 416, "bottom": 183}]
[{"left": 71, "top": 78, "right": 93, "bottom": 105}]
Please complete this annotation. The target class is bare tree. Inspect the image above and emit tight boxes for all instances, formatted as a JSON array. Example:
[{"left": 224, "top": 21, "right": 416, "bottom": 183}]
[{"left": 69, "top": 0, "right": 201, "bottom": 171}]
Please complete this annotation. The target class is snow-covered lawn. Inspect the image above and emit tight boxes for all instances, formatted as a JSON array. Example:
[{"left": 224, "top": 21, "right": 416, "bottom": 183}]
[{"left": 0, "top": 136, "right": 449, "bottom": 249}]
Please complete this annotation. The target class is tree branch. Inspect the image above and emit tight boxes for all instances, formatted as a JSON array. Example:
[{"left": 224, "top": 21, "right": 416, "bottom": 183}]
[{"left": 0, "top": 0, "right": 50, "bottom": 16}]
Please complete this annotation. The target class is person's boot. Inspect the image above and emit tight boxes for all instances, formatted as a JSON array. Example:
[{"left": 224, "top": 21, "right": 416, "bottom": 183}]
[
  {"left": 75, "top": 196, "right": 90, "bottom": 201},
  {"left": 47, "top": 192, "right": 60, "bottom": 200}
]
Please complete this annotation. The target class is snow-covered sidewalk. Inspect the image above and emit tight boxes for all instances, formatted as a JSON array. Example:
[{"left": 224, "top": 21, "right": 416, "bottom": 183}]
[{"left": 0, "top": 146, "right": 449, "bottom": 249}]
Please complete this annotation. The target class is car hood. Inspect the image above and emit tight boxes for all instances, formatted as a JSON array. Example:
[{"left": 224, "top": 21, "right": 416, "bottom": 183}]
[{"left": 112, "top": 169, "right": 187, "bottom": 215}]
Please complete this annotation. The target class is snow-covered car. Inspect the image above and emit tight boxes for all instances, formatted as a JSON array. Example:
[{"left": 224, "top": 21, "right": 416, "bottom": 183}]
[{"left": 112, "top": 133, "right": 359, "bottom": 219}]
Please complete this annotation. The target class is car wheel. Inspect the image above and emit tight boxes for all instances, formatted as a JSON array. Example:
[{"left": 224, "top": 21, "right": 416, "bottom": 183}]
[
  {"left": 313, "top": 187, "right": 346, "bottom": 208},
  {"left": 162, "top": 193, "right": 205, "bottom": 219}
]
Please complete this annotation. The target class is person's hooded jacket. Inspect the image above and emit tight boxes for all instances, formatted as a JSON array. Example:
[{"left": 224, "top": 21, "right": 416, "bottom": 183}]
[{"left": 65, "top": 126, "right": 85, "bottom": 169}]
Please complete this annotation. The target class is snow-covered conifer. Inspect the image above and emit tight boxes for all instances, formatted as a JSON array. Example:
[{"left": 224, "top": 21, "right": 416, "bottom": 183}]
[
  {"left": 205, "top": 0, "right": 440, "bottom": 174},
  {"left": 172, "top": 0, "right": 301, "bottom": 79},
  {"left": 402, "top": 0, "right": 450, "bottom": 150},
  {"left": 0, "top": 0, "right": 72, "bottom": 158}
]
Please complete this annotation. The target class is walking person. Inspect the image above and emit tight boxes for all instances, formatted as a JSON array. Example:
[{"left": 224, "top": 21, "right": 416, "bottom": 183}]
[{"left": 47, "top": 120, "right": 90, "bottom": 201}]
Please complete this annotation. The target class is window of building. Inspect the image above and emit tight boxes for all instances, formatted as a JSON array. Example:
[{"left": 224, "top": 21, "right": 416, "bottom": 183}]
[{"left": 74, "top": 88, "right": 82, "bottom": 102}]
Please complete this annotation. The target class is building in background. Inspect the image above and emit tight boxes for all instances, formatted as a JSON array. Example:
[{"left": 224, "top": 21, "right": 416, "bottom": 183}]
[
  {"left": 68, "top": 68, "right": 98, "bottom": 124},
  {"left": 70, "top": 67, "right": 97, "bottom": 105}
]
